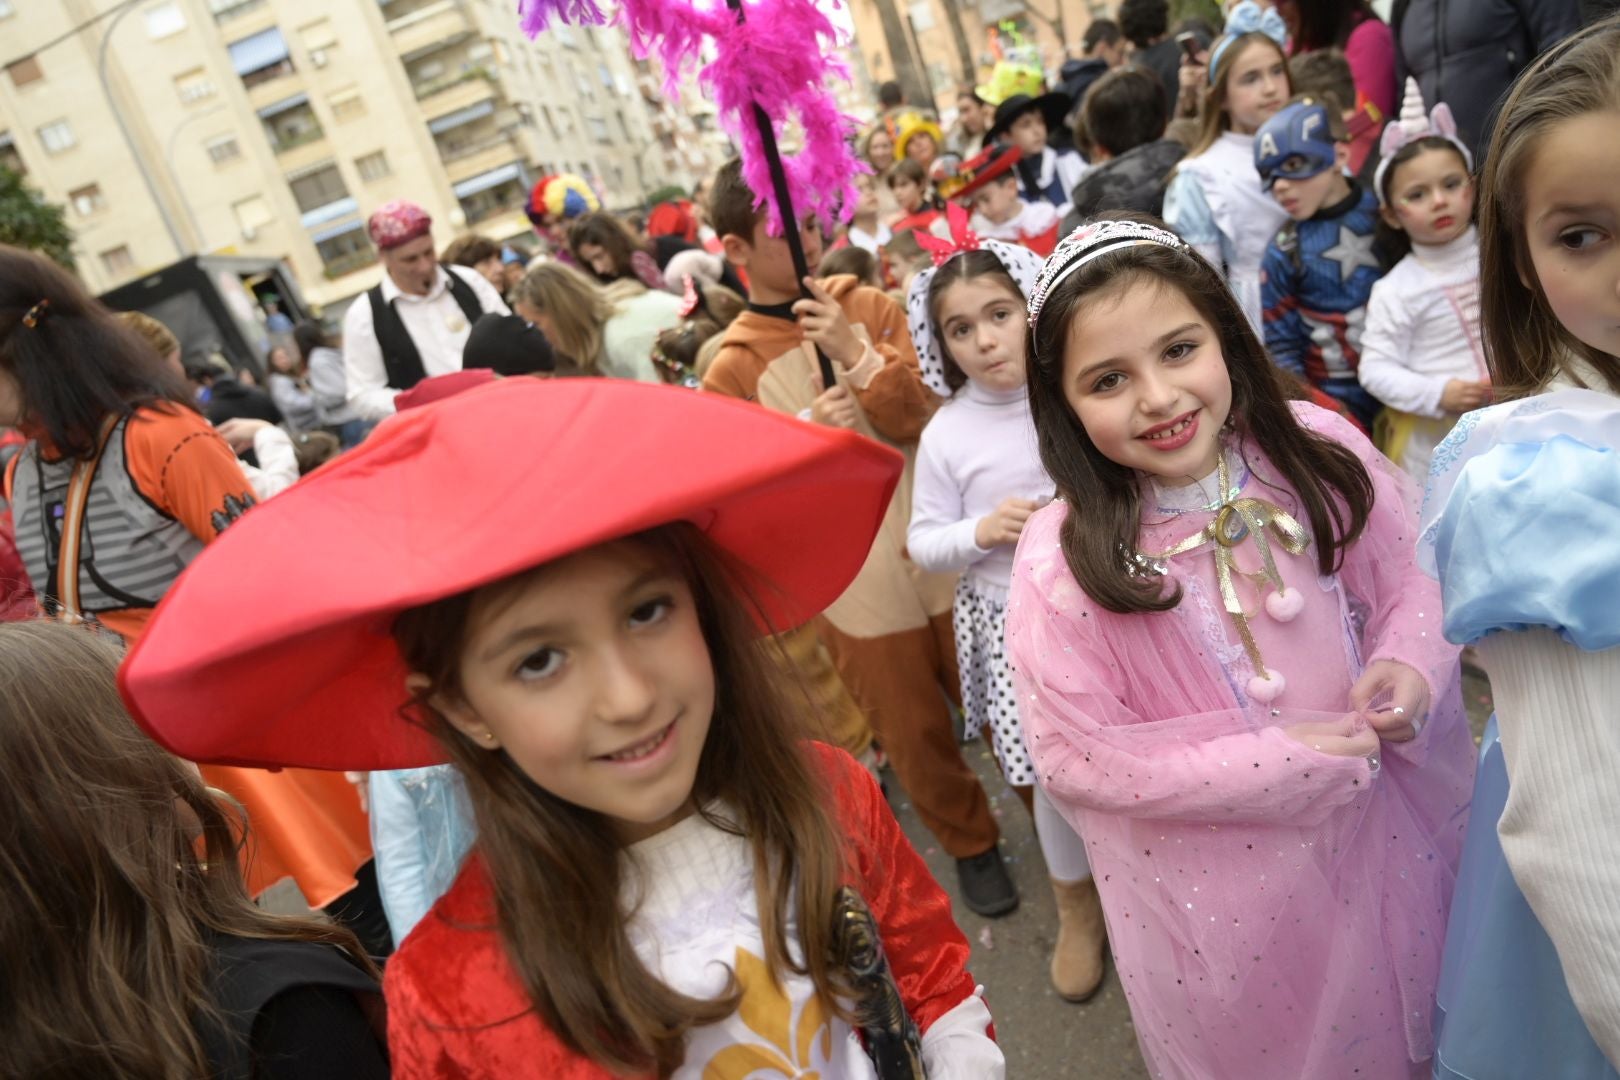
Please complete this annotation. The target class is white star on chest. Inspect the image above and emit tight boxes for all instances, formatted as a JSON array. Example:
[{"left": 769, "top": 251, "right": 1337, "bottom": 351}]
[{"left": 1321, "top": 226, "right": 1380, "bottom": 283}]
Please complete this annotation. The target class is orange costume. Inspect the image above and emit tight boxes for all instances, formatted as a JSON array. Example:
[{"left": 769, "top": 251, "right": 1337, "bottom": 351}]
[
  {"left": 704, "top": 277, "right": 1000, "bottom": 860},
  {"left": 5, "top": 405, "right": 370, "bottom": 904}
]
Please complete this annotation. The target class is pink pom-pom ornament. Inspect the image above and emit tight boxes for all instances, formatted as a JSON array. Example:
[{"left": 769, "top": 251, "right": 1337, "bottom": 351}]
[
  {"left": 1264, "top": 586, "right": 1304, "bottom": 623},
  {"left": 1247, "top": 670, "right": 1286, "bottom": 703}
]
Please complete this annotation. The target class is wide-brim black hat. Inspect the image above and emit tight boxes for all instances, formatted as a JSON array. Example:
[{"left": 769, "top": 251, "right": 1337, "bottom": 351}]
[{"left": 986, "top": 90, "right": 1073, "bottom": 143}]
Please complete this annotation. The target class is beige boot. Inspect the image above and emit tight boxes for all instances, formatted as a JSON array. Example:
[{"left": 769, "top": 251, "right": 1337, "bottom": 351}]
[{"left": 1050, "top": 877, "right": 1107, "bottom": 1002}]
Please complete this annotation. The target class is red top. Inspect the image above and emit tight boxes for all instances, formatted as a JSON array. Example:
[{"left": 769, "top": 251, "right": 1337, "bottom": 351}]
[{"left": 384, "top": 743, "right": 987, "bottom": 1078}]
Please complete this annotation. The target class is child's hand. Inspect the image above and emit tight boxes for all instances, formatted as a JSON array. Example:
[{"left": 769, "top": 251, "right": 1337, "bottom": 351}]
[
  {"left": 974, "top": 497, "right": 1041, "bottom": 548},
  {"left": 1282, "top": 717, "right": 1380, "bottom": 758},
  {"left": 1440, "top": 379, "right": 1490, "bottom": 413},
  {"left": 214, "top": 417, "right": 271, "bottom": 452},
  {"left": 793, "top": 276, "right": 864, "bottom": 369},
  {"left": 1177, "top": 51, "right": 1209, "bottom": 118},
  {"left": 1350, "top": 659, "right": 1431, "bottom": 742},
  {"left": 808, "top": 371, "right": 858, "bottom": 429}
]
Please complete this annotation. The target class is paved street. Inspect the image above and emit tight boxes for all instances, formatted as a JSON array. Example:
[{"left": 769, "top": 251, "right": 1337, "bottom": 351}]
[{"left": 887, "top": 740, "right": 1149, "bottom": 1080}]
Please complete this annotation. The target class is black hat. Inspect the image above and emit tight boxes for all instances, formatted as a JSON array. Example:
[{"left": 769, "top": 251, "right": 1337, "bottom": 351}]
[
  {"left": 987, "top": 91, "right": 1074, "bottom": 143},
  {"left": 463, "top": 313, "right": 555, "bottom": 377}
]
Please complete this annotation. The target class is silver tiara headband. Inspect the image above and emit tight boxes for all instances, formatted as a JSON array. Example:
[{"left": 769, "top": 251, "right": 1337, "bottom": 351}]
[{"left": 1027, "top": 220, "right": 1189, "bottom": 333}]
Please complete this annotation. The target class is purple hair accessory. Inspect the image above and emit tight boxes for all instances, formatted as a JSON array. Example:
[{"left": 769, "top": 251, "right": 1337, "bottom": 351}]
[{"left": 517, "top": 0, "right": 608, "bottom": 34}]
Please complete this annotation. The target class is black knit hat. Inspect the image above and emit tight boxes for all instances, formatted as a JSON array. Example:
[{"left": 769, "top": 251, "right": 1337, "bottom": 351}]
[{"left": 463, "top": 313, "right": 555, "bottom": 377}]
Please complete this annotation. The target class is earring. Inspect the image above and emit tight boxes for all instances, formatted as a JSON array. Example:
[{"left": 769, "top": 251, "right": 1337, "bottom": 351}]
[{"left": 481, "top": 731, "right": 496, "bottom": 743}]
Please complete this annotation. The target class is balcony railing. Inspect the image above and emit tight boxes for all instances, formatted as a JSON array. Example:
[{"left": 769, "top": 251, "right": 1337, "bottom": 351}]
[
  {"left": 412, "top": 65, "right": 493, "bottom": 101},
  {"left": 212, "top": 0, "right": 268, "bottom": 23},
  {"left": 322, "top": 249, "right": 378, "bottom": 279},
  {"left": 438, "top": 131, "right": 510, "bottom": 163},
  {"left": 299, "top": 196, "right": 359, "bottom": 229},
  {"left": 270, "top": 126, "right": 325, "bottom": 154}
]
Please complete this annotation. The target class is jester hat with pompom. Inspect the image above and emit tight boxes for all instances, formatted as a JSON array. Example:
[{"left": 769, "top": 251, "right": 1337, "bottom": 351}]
[{"left": 525, "top": 173, "right": 600, "bottom": 229}]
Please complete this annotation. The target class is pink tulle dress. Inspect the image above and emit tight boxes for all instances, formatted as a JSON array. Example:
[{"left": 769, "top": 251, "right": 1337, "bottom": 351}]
[{"left": 1005, "top": 403, "right": 1476, "bottom": 1079}]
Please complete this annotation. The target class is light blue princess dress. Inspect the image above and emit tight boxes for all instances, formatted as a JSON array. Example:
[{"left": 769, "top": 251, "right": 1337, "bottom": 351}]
[
  {"left": 368, "top": 765, "right": 477, "bottom": 947},
  {"left": 1419, "top": 386, "right": 1620, "bottom": 1079}
]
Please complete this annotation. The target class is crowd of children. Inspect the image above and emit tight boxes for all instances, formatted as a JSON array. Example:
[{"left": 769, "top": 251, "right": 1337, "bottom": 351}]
[{"left": 1, "top": 6, "right": 1618, "bottom": 1080}]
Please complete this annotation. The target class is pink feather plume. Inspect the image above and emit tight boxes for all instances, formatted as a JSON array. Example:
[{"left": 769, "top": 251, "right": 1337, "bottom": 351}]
[{"left": 519, "top": 0, "right": 864, "bottom": 237}]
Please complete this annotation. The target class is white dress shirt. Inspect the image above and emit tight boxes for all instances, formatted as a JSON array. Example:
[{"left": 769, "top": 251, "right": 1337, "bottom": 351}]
[{"left": 341, "top": 263, "right": 509, "bottom": 421}]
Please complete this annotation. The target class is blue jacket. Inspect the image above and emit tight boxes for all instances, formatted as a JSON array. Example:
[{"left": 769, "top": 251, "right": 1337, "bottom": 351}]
[
  {"left": 369, "top": 765, "right": 476, "bottom": 946},
  {"left": 1260, "top": 182, "right": 1388, "bottom": 428}
]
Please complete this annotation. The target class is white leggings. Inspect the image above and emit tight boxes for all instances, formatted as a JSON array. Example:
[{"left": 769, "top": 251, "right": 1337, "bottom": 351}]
[{"left": 1032, "top": 781, "right": 1091, "bottom": 884}]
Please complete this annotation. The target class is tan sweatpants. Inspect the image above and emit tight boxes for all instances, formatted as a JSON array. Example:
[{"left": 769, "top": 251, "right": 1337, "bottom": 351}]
[{"left": 820, "top": 612, "right": 999, "bottom": 859}]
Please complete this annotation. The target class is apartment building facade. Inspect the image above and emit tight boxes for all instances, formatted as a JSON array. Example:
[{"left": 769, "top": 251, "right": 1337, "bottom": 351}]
[{"left": 0, "top": 0, "right": 720, "bottom": 310}]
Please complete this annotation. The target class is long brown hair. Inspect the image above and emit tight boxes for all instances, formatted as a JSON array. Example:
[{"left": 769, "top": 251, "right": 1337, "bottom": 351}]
[
  {"left": 392, "top": 523, "right": 854, "bottom": 1076},
  {"left": 0, "top": 621, "right": 372, "bottom": 1079},
  {"left": 1477, "top": 14, "right": 1620, "bottom": 399},
  {"left": 0, "top": 245, "right": 194, "bottom": 458},
  {"left": 567, "top": 211, "right": 647, "bottom": 282},
  {"left": 1024, "top": 215, "right": 1373, "bottom": 614},
  {"left": 1185, "top": 33, "right": 1292, "bottom": 159}
]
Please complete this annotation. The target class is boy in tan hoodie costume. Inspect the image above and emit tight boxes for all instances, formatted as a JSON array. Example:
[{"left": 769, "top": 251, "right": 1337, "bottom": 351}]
[{"left": 701, "top": 160, "right": 1014, "bottom": 912}]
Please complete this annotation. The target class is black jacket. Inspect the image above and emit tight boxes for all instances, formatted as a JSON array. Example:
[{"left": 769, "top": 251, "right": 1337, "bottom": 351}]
[
  {"left": 1393, "top": 0, "right": 1580, "bottom": 162},
  {"left": 1061, "top": 138, "right": 1187, "bottom": 231},
  {"left": 1058, "top": 58, "right": 1110, "bottom": 118},
  {"left": 204, "top": 378, "right": 282, "bottom": 427}
]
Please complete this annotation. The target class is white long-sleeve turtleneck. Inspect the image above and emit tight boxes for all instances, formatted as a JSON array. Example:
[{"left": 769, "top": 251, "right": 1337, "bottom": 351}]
[
  {"left": 908, "top": 380, "right": 1051, "bottom": 597},
  {"left": 1358, "top": 226, "right": 1486, "bottom": 419}
]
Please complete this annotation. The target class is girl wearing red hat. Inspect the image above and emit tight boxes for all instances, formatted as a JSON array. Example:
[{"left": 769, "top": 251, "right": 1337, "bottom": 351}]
[{"left": 121, "top": 379, "right": 1003, "bottom": 1078}]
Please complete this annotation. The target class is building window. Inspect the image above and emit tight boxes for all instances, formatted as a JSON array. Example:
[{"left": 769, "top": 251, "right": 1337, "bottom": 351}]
[
  {"left": 0, "top": 131, "right": 24, "bottom": 176},
  {"left": 69, "top": 184, "right": 105, "bottom": 216},
  {"left": 0, "top": 1, "right": 15, "bottom": 17},
  {"left": 315, "top": 224, "right": 374, "bottom": 277},
  {"left": 38, "top": 120, "right": 75, "bottom": 154},
  {"left": 145, "top": 2, "right": 187, "bottom": 39},
  {"left": 598, "top": 63, "right": 613, "bottom": 88},
  {"left": 299, "top": 18, "right": 336, "bottom": 67},
  {"left": 328, "top": 88, "right": 365, "bottom": 122},
  {"left": 174, "top": 68, "right": 216, "bottom": 104},
  {"left": 205, "top": 134, "right": 242, "bottom": 164},
  {"left": 228, "top": 28, "right": 293, "bottom": 89},
  {"left": 288, "top": 163, "right": 349, "bottom": 214},
  {"left": 260, "top": 97, "right": 323, "bottom": 153},
  {"left": 7, "top": 56, "right": 43, "bottom": 88},
  {"left": 355, "top": 151, "right": 391, "bottom": 182},
  {"left": 100, "top": 246, "right": 135, "bottom": 276},
  {"left": 209, "top": 0, "right": 268, "bottom": 21},
  {"left": 232, "top": 195, "right": 273, "bottom": 236},
  {"left": 587, "top": 117, "right": 608, "bottom": 144}
]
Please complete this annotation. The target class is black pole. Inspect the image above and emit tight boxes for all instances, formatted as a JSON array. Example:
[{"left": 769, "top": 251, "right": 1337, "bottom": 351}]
[{"left": 726, "top": 0, "right": 838, "bottom": 389}]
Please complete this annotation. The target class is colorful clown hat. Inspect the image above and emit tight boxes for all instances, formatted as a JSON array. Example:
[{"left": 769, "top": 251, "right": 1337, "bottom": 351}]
[{"left": 525, "top": 173, "right": 600, "bottom": 228}]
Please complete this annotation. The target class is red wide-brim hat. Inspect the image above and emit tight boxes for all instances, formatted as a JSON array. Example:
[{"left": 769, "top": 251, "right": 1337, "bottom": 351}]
[{"left": 119, "top": 378, "right": 903, "bottom": 771}]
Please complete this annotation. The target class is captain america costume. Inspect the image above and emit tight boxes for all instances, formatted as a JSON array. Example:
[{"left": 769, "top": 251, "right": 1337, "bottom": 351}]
[{"left": 1253, "top": 98, "right": 1387, "bottom": 430}]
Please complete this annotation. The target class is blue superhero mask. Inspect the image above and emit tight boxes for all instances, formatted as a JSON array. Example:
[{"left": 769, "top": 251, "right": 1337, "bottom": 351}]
[{"left": 1254, "top": 100, "right": 1339, "bottom": 190}]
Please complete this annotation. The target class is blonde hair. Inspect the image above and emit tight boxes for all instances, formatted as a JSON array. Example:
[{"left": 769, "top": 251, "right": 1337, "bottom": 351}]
[
  {"left": 118, "top": 311, "right": 179, "bottom": 360},
  {"left": 1186, "top": 32, "right": 1292, "bottom": 159},
  {"left": 514, "top": 261, "right": 618, "bottom": 372}
]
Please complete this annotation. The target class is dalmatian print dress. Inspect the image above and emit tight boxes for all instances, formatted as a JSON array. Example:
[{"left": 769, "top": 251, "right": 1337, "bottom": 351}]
[{"left": 953, "top": 578, "right": 1035, "bottom": 787}]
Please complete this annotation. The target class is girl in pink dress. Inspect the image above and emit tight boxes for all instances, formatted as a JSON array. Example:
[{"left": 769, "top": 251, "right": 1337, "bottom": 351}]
[{"left": 1005, "top": 216, "right": 1476, "bottom": 1079}]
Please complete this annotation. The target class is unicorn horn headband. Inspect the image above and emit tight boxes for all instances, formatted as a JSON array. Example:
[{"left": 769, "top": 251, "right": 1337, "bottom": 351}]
[
  {"left": 1028, "top": 220, "right": 1189, "bottom": 334},
  {"left": 1373, "top": 78, "right": 1473, "bottom": 205}
]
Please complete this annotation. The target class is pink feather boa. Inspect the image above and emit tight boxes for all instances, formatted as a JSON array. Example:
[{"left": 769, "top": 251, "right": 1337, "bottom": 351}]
[{"left": 517, "top": 0, "right": 863, "bottom": 236}]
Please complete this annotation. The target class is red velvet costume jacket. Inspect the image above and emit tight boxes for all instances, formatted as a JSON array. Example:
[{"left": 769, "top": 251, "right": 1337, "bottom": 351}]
[{"left": 384, "top": 743, "right": 984, "bottom": 1077}]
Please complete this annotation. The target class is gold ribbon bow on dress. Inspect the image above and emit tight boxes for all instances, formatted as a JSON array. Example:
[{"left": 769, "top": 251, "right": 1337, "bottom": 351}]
[{"left": 1141, "top": 454, "right": 1311, "bottom": 702}]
